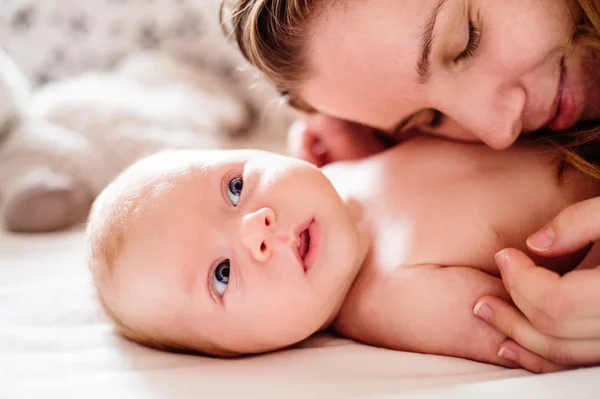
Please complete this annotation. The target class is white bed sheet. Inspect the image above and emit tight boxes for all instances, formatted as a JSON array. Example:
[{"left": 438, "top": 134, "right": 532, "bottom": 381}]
[{"left": 1, "top": 229, "right": 598, "bottom": 398}]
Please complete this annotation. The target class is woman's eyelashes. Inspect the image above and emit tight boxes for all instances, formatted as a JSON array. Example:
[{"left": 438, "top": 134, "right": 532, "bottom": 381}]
[
  {"left": 212, "top": 259, "right": 230, "bottom": 296},
  {"left": 456, "top": 21, "right": 480, "bottom": 62},
  {"left": 227, "top": 177, "right": 243, "bottom": 206}
]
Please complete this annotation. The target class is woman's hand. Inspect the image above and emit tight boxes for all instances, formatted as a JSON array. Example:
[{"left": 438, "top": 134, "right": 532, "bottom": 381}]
[
  {"left": 474, "top": 197, "right": 600, "bottom": 372},
  {"left": 287, "top": 113, "right": 388, "bottom": 167}
]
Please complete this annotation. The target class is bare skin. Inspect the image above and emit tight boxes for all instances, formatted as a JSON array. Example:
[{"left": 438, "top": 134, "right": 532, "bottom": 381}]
[
  {"left": 104, "top": 137, "right": 598, "bottom": 369},
  {"left": 324, "top": 137, "right": 598, "bottom": 367}
]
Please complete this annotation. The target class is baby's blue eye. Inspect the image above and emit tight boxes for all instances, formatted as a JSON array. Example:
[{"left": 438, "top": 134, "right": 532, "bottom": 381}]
[
  {"left": 227, "top": 177, "right": 243, "bottom": 206},
  {"left": 213, "top": 260, "right": 230, "bottom": 296}
]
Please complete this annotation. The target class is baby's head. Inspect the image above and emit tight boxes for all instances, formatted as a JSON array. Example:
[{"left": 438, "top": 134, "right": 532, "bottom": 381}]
[{"left": 87, "top": 149, "right": 361, "bottom": 356}]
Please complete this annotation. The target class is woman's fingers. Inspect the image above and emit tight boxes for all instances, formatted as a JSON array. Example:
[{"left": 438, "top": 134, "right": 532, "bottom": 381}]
[
  {"left": 474, "top": 295, "right": 600, "bottom": 365},
  {"left": 527, "top": 197, "right": 600, "bottom": 257},
  {"left": 495, "top": 249, "right": 565, "bottom": 334},
  {"left": 496, "top": 339, "right": 571, "bottom": 374},
  {"left": 496, "top": 249, "right": 600, "bottom": 338}
]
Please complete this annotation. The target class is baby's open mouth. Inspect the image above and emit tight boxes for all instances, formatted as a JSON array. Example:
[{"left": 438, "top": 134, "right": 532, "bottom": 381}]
[
  {"left": 294, "top": 218, "right": 315, "bottom": 272},
  {"left": 298, "top": 228, "right": 311, "bottom": 262}
]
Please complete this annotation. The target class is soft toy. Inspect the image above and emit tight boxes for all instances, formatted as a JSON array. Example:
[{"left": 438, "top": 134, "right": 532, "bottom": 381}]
[{"left": 0, "top": 50, "right": 289, "bottom": 233}]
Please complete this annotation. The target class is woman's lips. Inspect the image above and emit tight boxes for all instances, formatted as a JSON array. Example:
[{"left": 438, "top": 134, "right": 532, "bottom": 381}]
[{"left": 546, "top": 59, "right": 578, "bottom": 131}]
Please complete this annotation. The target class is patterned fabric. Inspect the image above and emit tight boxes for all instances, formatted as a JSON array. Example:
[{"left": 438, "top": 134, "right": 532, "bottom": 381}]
[{"left": 0, "top": 0, "right": 240, "bottom": 86}]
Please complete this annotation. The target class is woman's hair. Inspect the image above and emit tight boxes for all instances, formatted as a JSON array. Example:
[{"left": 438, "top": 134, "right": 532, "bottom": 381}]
[
  {"left": 221, "top": 0, "right": 600, "bottom": 179},
  {"left": 220, "top": 0, "right": 322, "bottom": 110}
]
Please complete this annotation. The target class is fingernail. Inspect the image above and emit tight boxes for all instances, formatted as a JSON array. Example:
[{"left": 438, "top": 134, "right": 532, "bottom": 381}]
[
  {"left": 495, "top": 250, "right": 510, "bottom": 272},
  {"left": 473, "top": 301, "right": 494, "bottom": 322},
  {"left": 498, "top": 348, "right": 518, "bottom": 363},
  {"left": 527, "top": 225, "right": 556, "bottom": 252}
]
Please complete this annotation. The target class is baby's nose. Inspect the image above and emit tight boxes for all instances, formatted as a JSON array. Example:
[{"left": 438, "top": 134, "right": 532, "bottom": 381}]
[{"left": 240, "top": 208, "right": 276, "bottom": 262}]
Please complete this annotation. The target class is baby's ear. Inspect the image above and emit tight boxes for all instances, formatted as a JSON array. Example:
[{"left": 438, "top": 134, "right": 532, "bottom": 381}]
[
  {"left": 287, "top": 118, "right": 330, "bottom": 167},
  {"left": 295, "top": 114, "right": 389, "bottom": 165}
]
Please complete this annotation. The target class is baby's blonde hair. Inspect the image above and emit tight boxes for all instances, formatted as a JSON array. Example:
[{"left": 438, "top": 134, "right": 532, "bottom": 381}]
[
  {"left": 86, "top": 153, "right": 231, "bottom": 356},
  {"left": 87, "top": 162, "right": 175, "bottom": 351}
]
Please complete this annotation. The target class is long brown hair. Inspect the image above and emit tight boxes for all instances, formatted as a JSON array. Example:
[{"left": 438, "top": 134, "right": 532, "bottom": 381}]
[{"left": 222, "top": 0, "right": 600, "bottom": 179}]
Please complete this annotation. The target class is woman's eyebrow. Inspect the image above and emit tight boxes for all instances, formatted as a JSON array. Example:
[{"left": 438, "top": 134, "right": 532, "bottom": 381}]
[{"left": 416, "top": 0, "right": 448, "bottom": 84}]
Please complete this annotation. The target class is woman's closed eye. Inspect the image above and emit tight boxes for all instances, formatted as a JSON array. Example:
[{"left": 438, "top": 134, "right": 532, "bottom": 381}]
[
  {"left": 227, "top": 177, "right": 243, "bottom": 206},
  {"left": 456, "top": 21, "right": 480, "bottom": 62},
  {"left": 212, "top": 259, "right": 230, "bottom": 296}
]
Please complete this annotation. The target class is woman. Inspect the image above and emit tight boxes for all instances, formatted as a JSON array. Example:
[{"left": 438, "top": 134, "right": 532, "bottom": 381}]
[{"left": 223, "top": 0, "right": 600, "bottom": 372}]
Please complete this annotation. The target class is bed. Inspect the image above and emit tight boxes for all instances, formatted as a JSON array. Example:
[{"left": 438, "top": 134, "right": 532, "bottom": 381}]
[{"left": 1, "top": 228, "right": 599, "bottom": 398}]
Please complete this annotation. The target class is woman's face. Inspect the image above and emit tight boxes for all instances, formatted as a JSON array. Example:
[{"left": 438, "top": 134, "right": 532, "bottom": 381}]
[{"left": 302, "top": 0, "right": 600, "bottom": 149}]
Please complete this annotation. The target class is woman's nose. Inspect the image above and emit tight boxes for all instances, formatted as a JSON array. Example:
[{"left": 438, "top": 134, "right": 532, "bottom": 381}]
[
  {"left": 240, "top": 207, "right": 276, "bottom": 262},
  {"left": 437, "top": 75, "right": 526, "bottom": 150}
]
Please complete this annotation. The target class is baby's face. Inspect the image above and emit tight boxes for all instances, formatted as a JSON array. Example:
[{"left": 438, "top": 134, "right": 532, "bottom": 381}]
[{"left": 112, "top": 150, "right": 360, "bottom": 354}]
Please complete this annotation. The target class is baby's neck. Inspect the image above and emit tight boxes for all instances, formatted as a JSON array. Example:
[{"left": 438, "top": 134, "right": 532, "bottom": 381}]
[
  {"left": 318, "top": 173, "right": 373, "bottom": 331},
  {"left": 342, "top": 196, "right": 372, "bottom": 269},
  {"left": 322, "top": 162, "right": 373, "bottom": 268}
]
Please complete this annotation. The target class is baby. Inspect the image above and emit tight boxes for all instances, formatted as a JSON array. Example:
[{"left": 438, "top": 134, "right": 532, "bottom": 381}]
[{"left": 87, "top": 136, "right": 599, "bottom": 366}]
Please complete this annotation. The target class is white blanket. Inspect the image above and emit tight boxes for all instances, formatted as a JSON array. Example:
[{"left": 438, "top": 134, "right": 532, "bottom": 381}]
[{"left": 1, "top": 229, "right": 598, "bottom": 398}]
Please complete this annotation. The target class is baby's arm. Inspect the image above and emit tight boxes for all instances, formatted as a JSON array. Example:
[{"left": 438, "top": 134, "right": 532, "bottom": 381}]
[{"left": 336, "top": 265, "right": 517, "bottom": 367}]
